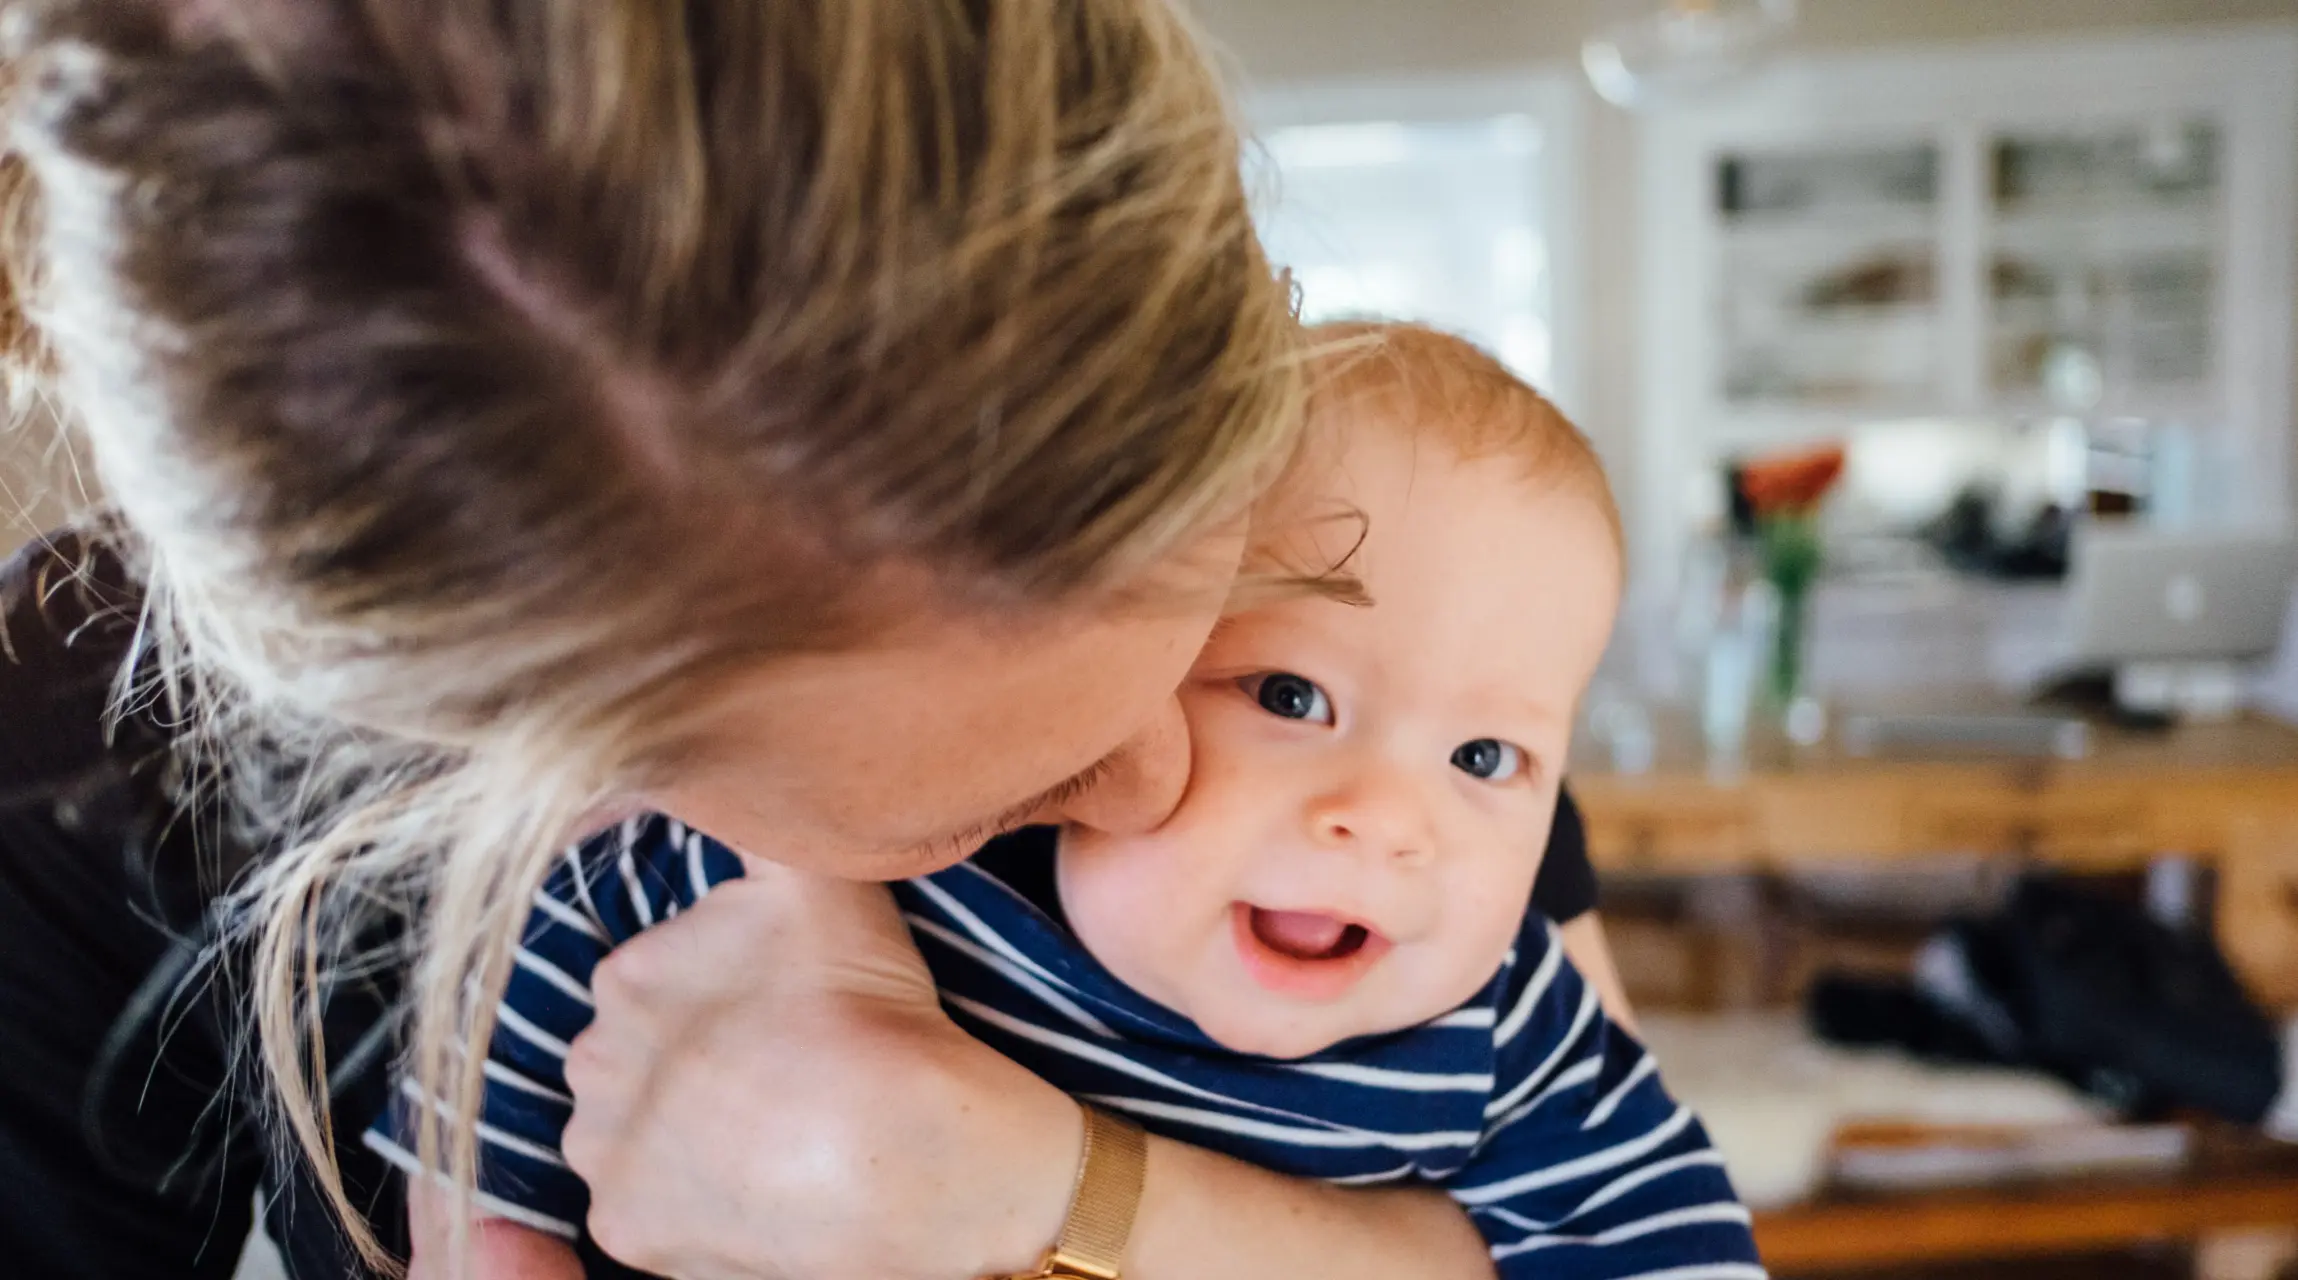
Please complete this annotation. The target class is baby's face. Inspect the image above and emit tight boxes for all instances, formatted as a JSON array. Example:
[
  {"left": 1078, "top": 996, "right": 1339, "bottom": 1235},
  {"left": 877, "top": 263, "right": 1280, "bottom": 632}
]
[{"left": 1057, "top": 417, "right": 1622, "bottom": 1059}]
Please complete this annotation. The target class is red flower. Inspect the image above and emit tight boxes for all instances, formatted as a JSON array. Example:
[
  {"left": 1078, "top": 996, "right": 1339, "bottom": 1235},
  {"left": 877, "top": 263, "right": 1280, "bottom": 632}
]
[{"left": 1739, "top": 444, "right": 1846, "bottom": 516}]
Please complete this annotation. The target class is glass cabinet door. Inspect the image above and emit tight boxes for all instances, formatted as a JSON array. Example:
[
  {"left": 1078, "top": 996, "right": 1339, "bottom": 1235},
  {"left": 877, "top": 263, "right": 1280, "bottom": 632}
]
[
  {"left": 1984, "top": 117, "right": 2220, "bottom": 408},
  {"left": 1713, "top": 140, "right": 1941, "bottom": 410}
]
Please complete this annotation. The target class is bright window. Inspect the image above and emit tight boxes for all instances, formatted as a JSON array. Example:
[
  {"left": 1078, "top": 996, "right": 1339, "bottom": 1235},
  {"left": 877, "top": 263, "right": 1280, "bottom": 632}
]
[{"left": 1253, "top": 113, "right": 1559, "bottom": 396}]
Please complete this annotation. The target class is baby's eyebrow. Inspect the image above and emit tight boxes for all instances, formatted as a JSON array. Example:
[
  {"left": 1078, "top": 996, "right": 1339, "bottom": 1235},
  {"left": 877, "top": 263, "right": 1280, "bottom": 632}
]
[{"left": 1491, "top": 694, "right": 1573, "bottom": 728}]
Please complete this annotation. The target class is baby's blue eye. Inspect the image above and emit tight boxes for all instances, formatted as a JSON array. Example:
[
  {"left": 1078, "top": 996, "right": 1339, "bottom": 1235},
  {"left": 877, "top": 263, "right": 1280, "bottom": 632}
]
[
  {"left": 1452, "top": 739, "right": 1523, "bottom": 781},
  {"left": 1247, "top": 672, "right": 1334, "bottom": 725}
]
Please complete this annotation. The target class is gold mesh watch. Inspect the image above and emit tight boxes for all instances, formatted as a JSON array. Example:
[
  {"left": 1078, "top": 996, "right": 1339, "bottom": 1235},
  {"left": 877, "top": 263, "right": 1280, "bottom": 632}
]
[{"left": 987, "top": 1105, "right": 1148, "bottom": 1280}]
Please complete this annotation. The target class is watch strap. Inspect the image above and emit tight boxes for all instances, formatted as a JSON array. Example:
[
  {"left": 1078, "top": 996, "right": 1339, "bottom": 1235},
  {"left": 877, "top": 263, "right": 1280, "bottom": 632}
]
[{"left": 1041, "top": 1104, "right": 1148, "bottom": 1280}]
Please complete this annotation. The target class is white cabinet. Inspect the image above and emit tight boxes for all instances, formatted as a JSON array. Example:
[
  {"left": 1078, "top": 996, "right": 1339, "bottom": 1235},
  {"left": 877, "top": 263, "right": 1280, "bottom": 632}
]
[
  {"left": 1711, "top": 138, "right": 1946, "bottom": 413},
  {"left": 1636, "top": 27, "right": 2298, "bottom": 579}
]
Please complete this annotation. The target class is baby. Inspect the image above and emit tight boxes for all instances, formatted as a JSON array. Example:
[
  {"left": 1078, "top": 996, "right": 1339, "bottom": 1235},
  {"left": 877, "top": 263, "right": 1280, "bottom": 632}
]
[{"left": 371, "top": 322, "right": 1764, "bottom": 1279}]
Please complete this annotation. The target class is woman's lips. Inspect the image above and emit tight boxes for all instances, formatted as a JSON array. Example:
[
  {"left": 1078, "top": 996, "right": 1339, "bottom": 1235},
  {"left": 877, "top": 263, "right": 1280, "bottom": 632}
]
[{"left": 1231, "top": 903, "right": 1392, "bottom": 1001}]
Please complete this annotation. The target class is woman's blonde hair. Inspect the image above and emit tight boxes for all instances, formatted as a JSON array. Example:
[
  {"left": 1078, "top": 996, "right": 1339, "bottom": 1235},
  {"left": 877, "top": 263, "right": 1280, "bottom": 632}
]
[{"left": 0, "top": 0, "right": 1300, "bottom": 1268}]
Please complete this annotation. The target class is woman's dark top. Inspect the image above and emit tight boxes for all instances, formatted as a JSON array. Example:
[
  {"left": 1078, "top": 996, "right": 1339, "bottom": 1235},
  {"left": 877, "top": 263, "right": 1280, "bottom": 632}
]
[
  {"left": 0, "top": 532, "right": 1599, "bottom": 1277},
  {"left": 0, "top": 534, "right": 405, "bottom": 1277}
]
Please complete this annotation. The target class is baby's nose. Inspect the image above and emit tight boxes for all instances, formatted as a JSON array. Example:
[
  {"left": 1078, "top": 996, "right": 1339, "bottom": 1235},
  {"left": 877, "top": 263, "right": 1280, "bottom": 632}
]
[{"left": 1308, "top": 773, "right": 1436, "bottom": 868}]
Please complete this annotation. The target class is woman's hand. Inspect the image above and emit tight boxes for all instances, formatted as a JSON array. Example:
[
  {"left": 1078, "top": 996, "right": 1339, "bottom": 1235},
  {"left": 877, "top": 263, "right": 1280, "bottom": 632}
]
[
  {"left": 559, "top": 862, "right": 1084, "bottom": 1280},
  {"left": 561, "top": 861, "right": 1498, "bottom": 1280}
]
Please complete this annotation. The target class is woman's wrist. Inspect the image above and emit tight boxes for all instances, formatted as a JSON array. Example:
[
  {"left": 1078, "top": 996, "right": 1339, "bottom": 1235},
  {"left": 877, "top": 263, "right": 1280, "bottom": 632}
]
[
  {"left": 1126, "top": 1132, "right": 1496, "bottom": 1280},
  {"left": 965, "top": 1066, "right": 1495, "bottom": 1280},
  {"left": 940, "top": 1031, "right": 1090, "bottom": 1276}
]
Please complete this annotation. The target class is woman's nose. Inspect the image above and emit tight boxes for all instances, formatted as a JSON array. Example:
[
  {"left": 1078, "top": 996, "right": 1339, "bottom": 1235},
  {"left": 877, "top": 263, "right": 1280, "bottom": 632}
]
[
  {"left": 1307, "top": 765, "right": 1434, "bottom": 867},
  {"left": 1046, "top": 694, "right": 1191, "bottom": 836}
]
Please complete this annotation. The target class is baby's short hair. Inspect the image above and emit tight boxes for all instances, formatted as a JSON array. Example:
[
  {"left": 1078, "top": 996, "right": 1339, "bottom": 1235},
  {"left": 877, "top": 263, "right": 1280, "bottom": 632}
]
[{"left": 1304, "top": 320, "right": 1622, "bottom": 549}]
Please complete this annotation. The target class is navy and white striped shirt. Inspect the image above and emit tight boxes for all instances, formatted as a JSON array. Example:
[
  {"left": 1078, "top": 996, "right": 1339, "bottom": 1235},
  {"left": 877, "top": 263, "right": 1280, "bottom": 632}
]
[{"left": 368, "top": 814, "right": 1764, "bottom": 1279}]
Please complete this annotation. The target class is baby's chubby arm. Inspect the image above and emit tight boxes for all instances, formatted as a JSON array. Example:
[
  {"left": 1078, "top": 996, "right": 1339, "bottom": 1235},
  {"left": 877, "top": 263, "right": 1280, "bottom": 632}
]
[{"left": 406, "top": 1183, "right": 586, "bottom": 1280}]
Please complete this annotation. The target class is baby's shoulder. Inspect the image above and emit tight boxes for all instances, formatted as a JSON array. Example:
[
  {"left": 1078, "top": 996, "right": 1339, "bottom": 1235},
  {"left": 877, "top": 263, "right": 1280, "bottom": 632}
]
[
  {"left": 1497, "top": 906, "right": 1568, "bottom": 990},
  {"left": 1389, "top": 910, "right": 1571, "bottom": 1048},
  {"left": 541, "top": 813, "right": 746, "bottom": 944}
]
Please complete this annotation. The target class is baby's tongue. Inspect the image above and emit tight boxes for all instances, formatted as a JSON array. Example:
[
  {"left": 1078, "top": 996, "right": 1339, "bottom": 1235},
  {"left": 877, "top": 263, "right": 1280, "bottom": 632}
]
[{"left": 1252, "top": 908, "right": 1349, "bottom": 959}]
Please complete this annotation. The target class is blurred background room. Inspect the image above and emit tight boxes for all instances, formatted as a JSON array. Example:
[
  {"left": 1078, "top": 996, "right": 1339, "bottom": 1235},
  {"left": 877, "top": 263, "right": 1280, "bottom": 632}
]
[
  {"left": 1197, "top": 1, "right": 2298, "bottom": 1278},
  {"left": 9, "top": 2, "right": 2298, "bottom": 1278}
]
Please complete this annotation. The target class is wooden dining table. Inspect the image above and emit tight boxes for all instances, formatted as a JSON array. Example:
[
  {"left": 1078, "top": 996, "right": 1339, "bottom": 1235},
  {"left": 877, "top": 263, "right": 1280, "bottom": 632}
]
[
  {"left": 1748, "top": 1127, "right": 2298, "bottom": 1275},
  {"left": 1572, "top": 707, "right": 2298, "bottom": 1006},
  {"left": 1569, "top": 706, "right": 2298, "bottom": 1274}
]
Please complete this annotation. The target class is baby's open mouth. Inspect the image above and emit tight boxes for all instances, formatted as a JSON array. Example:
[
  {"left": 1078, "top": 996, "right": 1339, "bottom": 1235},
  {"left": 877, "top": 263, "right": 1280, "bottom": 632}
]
[
  {"left": 1248, "top": 908, "right": 1372, "bottom": 961},
  {"left": 1231, "top": 903, "right": 1393, "bottom": 1000}
]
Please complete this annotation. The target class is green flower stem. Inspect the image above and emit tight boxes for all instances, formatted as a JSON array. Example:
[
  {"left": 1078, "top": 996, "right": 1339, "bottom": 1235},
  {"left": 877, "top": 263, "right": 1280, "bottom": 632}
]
[{"left": 1758, "top": 514, "right": 1823, "bottom": 706}]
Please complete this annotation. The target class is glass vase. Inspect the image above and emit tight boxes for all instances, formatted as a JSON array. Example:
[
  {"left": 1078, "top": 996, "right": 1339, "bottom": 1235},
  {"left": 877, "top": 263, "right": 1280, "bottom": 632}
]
[{"left": 1757, "top": 514, "right": 1823, "bottom": 735}]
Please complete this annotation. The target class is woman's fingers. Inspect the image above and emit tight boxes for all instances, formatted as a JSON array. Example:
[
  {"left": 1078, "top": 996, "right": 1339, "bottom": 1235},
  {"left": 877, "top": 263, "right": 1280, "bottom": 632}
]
[
  {"left": 575, "top": 864, "right": 920, "bottom": 1022},
  {"left": 707, "top": 860, "right": 941, "bottom": 1003},
  {"left": 561, "top": 869, "right": 1077, "bottom": 1279},
  {"left": 404, "top": 1184, "right": 589, "bottom": 1280},
  {"left": 722, "top": 856, "right": 904, "bottom": 938}
]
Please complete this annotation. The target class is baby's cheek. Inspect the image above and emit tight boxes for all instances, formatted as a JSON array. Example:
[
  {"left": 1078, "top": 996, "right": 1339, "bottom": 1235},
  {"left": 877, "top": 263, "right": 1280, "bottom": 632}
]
[
  {"left": 1439, "top": 864, "right": 1542, "bottom": 996},
  {"left": 1056, "top": 833, "right": 1206, "bottom": 1007}
]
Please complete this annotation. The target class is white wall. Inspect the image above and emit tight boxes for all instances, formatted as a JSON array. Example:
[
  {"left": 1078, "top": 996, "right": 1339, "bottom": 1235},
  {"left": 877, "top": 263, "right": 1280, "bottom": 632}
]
[
  {"left": 1198, "top": 0, "right": 2298, "bottom": 78},
  {"left": 1196, "top": 0, "right": 2298, "bottom": 570}
]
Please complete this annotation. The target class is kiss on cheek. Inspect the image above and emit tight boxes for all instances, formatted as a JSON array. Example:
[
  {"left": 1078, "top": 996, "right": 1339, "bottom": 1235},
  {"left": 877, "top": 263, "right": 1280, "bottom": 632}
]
[{"left": 1055, "top": 411, "right": 1622, "bottom": 1061}]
